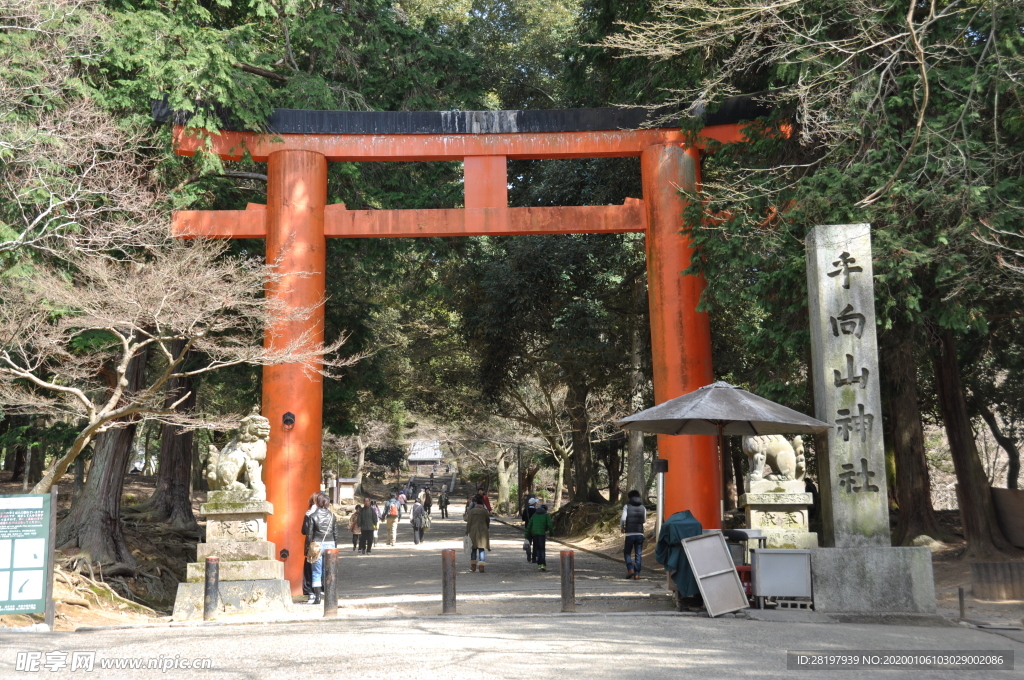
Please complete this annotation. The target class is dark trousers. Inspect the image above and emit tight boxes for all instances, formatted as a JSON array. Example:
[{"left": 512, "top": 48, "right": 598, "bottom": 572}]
[
  {"left": 440, "top": 506, "right": 448, "bottom": 518},
  {"left": 302, "top": 559, "right": 313, "bottom": 595},
  {"left": 359, "top": 532, "right": 373, "bottom": 553},
  {"left": 624, "top": 535, "right": 644, "bottom": 574},
  {"left": 352, "top": 533, "right": 359, "bottom": 550},
  {"left": 532, "top": 535, "right": 547, "bottom": 567},
  {"left": 425, "top": 504, "right": 432, "bottom": 515},
  {"left": 412, "top": 526, "right": 424, "bottom": 544}
]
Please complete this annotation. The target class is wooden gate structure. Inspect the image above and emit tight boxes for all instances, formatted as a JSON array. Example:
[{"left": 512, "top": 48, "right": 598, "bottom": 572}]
[{"left": 164, "top": 97, "right": 764, "bottom": 592}]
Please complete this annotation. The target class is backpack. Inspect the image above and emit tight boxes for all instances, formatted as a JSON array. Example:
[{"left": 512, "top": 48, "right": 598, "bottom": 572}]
[{"left": 388, "top": 501, "right": 398, "bottom": 517}]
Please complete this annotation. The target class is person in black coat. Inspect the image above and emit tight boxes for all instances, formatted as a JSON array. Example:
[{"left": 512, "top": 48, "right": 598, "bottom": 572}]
[
  {"left": 302, "top": 493, "right": 340, "bottom": 604},
  {"left": 301, "top": 493, "right": 318, "bottom": 602},
  {"left": 520, "top": 498, "right": 538, "bottom": 562}
]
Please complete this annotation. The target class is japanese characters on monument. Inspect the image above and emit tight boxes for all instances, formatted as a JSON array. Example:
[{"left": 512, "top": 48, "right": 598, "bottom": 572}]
[{"left": 806, "top": 224, "right": 890, "bottom": 547}]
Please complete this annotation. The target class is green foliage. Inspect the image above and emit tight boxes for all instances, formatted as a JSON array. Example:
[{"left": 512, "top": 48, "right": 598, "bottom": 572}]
[{"left": 365, "top": 445, "right": 407, "bottom": 469}]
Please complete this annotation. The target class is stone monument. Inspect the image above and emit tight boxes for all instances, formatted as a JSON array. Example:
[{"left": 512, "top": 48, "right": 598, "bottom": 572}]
[
  {"left": 806, "top": 223, "right": 935, "bottom": 614},
  {"left": 738, "top": 435, "right": 817, "bottom": 549},
  {"left": 172, "top": 410, "right": 294, "bottom": 620}
]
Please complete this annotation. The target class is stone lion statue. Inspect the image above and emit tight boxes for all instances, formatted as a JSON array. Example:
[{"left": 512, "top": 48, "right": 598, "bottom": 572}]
[
  {"left": 206, "top": 409, "right": 271, "bottom": 499},
  {"left": 741, "top": 435, "right": 806, "bottom": 482}
]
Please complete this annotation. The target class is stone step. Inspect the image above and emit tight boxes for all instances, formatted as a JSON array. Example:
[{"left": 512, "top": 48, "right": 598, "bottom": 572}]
[
  {"left": 197, "top": 540, "right": 277, "bottom": 562},
  {"left": 186, "top": 559, "right": 284, "bottom": 583}
]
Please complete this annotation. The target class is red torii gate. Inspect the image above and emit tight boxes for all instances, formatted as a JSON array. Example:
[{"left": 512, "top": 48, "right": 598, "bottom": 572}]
[{"left": 166, "top": 101, "right": 760, "bottom": 593}]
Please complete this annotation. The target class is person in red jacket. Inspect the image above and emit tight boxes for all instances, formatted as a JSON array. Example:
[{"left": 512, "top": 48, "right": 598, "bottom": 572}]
[{"left": 476, "top": 487, "right": 492, "bottom": 512}]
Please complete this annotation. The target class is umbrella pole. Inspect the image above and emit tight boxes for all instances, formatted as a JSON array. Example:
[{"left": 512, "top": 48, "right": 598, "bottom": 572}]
[{"left": 717, "top": 423, "right": 726, "bottom": 523}]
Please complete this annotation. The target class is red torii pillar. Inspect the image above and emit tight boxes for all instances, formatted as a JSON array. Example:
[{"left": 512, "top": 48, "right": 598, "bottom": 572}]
[
  {"left": 642, "top": 145, "right": 719, "bottom": 526},
  {"left": 172, "top": 120, "right": 736, "bottom": 592},
  {"left": 263, "top": 149, "right": 327, "bottom": 585}
]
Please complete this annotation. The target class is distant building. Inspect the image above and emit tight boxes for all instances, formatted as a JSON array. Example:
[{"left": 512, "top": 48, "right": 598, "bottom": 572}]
[{"left": 408, "top": 440, "right": 443, "bottom": 476}]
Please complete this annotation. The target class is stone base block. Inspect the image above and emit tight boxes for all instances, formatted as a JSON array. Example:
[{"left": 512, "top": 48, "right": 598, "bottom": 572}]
[
  {"left": 171, "top": 579, "right": 293, "bottom": 621},
  {"left": 810, "top": 547, "right": 936, "bottom": 614},
  {"left": 197, "top": 540, "right": 276, "bottom": 562},
  {"left": 206, "top": 489, "right": 269, "bottom": 505},
  {"left": 739, "top": 492, "right": 813, "bottom": 507},
  {"left": 201, "top": 499, "right": 274, "bottom": 516},
  {"left": 745, "top": 505, "right": 810, "bottom": 533},
  {"left": 746, "top": 479, "right": 806, "bottom": 494},
  {"left": 186, "top": 559, "right": 283, "bottom": 583},
  {"left": 751, "top": 531, "right": 819, "bottom": 550},
  {"left": 205, "top": 514, "right": 268, "bottom": 541}
]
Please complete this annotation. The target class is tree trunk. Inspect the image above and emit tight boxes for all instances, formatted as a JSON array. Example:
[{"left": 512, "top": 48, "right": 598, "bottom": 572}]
[
  {"left": 21, "top": 445, "right": 31, "bottom": 490},
  {"left": 72, "top": 457, "right": 86, "bottom": 509},
  {"left": 354, "top": 435, "right": 366, "bottom": 495},
  {"left": 605, "top": 443, "right": 623, "bottom": 503},
  {"left": 625, "top": 273, "right": 647, "bottom": 499},
  {"left": 129, "top": 343, "right": 198, "bottom": 531},
  {"left": 142, "top": 422, "right": 156, "bottom": 476},
  {"left": 978, "top": 405, "right": 1020, "bottom": 490},
  {"left": 192, "top": 435, "right": 205, "bottom": 492},
  {"left": 882, "top": 332, "right": 947, "bottom": 545},
  {"left": 9, "top": 444, "right": 26, "bottom": 482},
  {"left": 933, "top": 331, "right": 1015, "bottom": 558},
  {"left": 566, "top": 379, "right": 602, "bottom": 503},
  {"left": 723, "top": 436, "right": 737, "bottom": 511},
  {"left": 56, "top": 347, "right": 148, "bottom": 566},
  {"left": 0, "top": 416, "right": 12, "bottom": 472},
  {"left": 495, "top": 452, "right": 512, "bottom": 514},
  {"left": 524, "top": 465, "right": 539, "bottom": 496},
  {"left": 731, "top": 437, "right": 745, "bottom": 497},
  {"left": 645, "top": 447, "right": 657, "bottom": 500},
  {"left": 553, "top": 454, "right": 565, "bottom": 509},
  {"left": 27, "top": 440, "right": 44, "bottom": 485}
]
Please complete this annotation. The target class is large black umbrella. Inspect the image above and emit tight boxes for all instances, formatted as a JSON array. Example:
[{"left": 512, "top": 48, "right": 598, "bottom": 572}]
[{"left": 615, "top": 381, "right": 830, "bottom": 470}]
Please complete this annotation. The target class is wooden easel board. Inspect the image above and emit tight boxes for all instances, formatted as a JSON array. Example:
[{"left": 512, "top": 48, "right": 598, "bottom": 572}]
[{"left": 681, "top": 531, "right": 749, "bottom": 617}]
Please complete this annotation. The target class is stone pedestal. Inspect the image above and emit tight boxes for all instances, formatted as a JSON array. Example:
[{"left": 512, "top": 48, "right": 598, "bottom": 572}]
[
  {"left": 739, "top": 480, "right": 819, "bottom": 550},
  {"left": 810, "top": 547, "right": 936, "bottom": 614},
  {"left": 172, "top": 490, "right": 293, "bottom": 620}
]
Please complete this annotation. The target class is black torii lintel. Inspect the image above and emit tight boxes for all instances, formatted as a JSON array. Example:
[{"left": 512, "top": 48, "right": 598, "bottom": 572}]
[{"left": 152, "top": 91, "right": 774, "bottom": 135}]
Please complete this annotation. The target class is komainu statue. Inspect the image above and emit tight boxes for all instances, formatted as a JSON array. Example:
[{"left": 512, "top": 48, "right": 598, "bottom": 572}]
[
  {"left": 206, "top": 409, "right": 271, "bottom": 499},
  {"left": 741, "top": 435, "right": 806, "bottom": 482}
]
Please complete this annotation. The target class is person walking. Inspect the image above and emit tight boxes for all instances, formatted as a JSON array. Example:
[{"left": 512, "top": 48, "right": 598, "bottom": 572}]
[
  {"left": 423, "top": 489, "right": 433, "bottom": 516},
  {"left": 371, "top": 500, "right": 382, "bottom": 546},
  {"left": 302, "top": 493, "right": 339, "bottom": 604},
  {"left": 301, "top": 493, "right": 318, "bottom": 602},
  {"left": 416, "top": 486, "right": 426, "bottom": 506},
  {"left": 465, "top": 494, "right": 491, "bottom": 573},
  {"left": 476, "top": 487, "right": 492, "bottom": 512},
  {"left": 348, "top": 504, "right": 361, "bottom": 552},
  {"left": 410, "top": 497, "right": 426, "bottom": 544},
  {"left": 357, "top": 497, "right": 378, "bottom": 554},
  {"left": 398, "top": 489, "right": 408, "bottom": 513},
  {"left": 525, "top": 503, "right": 553, "bottom": 571},
  {"left": 621, "top": 490, "right": 647, "bottom": 579},
  {"left": 438, "top": 489, "right": 450, "bottom": 519},
  {"left": 383, "top": 492, "right": 402, "bottom": 545},
  {"left": 520, "top": 497, "right": 538, "bottom": 563}
]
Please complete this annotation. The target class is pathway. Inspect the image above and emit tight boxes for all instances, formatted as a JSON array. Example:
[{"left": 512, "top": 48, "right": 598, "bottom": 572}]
[{"left": 328, "top": 499, "right": 669, "bottom": 617}]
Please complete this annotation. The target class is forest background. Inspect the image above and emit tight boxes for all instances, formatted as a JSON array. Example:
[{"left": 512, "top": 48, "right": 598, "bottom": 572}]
[{"left": 1, "top": 0, "right": 1023, "bottom": 572}]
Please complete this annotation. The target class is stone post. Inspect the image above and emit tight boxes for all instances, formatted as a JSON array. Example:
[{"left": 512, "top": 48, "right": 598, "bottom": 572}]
[{"left": 806, "top": 224, "right": 889, "bottom": 547}]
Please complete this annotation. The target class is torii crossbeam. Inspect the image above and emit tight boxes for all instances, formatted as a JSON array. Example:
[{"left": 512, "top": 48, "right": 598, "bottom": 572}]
[{"left": 165, "top": 98, "right": 764, "bottom": 593}]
